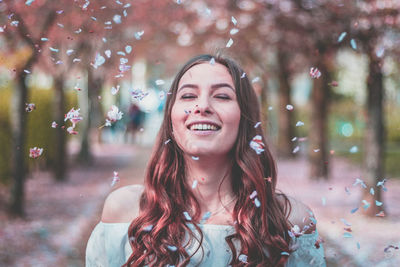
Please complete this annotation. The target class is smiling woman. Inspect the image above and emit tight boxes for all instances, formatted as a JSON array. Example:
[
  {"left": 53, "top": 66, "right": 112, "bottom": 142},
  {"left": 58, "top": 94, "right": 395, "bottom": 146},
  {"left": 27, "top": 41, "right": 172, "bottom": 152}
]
[{"left": 86, "top": 54, "right": 326, "bottom": 267}]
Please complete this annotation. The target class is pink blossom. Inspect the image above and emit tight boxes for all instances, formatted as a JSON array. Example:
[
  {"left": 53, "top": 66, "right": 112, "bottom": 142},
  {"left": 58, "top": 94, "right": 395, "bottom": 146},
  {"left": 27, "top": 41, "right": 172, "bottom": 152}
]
[{"left": 29, "top": 147, "right": 43, "bottom": 158}]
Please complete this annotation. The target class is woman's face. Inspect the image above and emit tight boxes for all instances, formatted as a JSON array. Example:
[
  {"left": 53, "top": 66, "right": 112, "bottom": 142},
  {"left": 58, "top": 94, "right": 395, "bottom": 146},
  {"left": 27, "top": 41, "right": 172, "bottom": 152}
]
[{"left": 171, "top": 62, "right": 241, "bottom": 158}]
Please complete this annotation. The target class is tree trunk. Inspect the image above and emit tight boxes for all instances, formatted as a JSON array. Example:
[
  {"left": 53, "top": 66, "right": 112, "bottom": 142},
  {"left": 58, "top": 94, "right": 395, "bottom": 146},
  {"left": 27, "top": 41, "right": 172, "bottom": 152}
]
[
  {"left": 361, "top": 43, "right": 385, "bottom": 216},
  {"left": 53, "top": 74, "right": 67, "bottom": 181},
  {"left": 77, "top": 69, "right": 93, "bottom": 165},
  {"left": 277, "top": 49, "right": 294, "bottom": 157},
  {"left": 9, "top": 70, "right": 29, "bottom": 216},
  {"left": 309, "top": 49, "right": 332, "bottom": 180}
]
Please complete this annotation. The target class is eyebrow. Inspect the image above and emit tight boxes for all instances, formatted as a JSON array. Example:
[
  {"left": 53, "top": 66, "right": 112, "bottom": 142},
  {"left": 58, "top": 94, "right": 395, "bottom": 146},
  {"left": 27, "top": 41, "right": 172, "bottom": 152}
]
[{"left": 178, "top": 83, "right": 235, "bottom": 92}]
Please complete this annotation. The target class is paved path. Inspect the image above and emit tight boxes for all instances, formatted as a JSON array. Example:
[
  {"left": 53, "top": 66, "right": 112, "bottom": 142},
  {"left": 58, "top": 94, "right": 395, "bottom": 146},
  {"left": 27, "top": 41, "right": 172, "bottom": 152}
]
[
  {"left": 1, "top": 143, "right": 398, "bottom": 266},
  {"left": 278, "top": 157, "right": 400, "bottom": 267},
  {"left": 0, "top": 142, "right": 151, "bottom": 267}
]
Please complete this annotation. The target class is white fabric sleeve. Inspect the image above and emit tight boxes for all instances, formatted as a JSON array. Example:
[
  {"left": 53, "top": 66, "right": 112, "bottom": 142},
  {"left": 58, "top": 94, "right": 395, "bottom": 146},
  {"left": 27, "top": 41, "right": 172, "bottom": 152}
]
[
  {"left": 86, "top": 222, "right": 107, "bottom": 267},
  {"left": 286, "top": 230, "right": 327, "bottom": 267}
]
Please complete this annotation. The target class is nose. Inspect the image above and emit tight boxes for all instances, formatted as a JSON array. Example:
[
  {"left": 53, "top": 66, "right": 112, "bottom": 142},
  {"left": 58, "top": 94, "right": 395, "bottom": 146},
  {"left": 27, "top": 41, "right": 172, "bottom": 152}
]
[{"left": 193, "top": 96, "right": 213, "bottom": 115}]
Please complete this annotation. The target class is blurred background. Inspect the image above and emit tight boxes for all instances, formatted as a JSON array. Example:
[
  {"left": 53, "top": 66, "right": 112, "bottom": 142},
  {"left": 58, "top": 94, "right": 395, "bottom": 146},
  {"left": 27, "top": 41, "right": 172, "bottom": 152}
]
[{"left": 0, "top": 0, "right": 399, "bottom": 266}]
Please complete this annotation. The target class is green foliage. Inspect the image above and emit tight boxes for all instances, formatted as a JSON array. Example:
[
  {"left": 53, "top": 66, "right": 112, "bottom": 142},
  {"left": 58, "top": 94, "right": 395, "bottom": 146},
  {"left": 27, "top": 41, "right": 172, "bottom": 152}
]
[
  {"left": 0, "top": 86, "right": 77, "bottom": 184},
  {"left": 0, "top": 88, "right": 12, "bottom": 185}
]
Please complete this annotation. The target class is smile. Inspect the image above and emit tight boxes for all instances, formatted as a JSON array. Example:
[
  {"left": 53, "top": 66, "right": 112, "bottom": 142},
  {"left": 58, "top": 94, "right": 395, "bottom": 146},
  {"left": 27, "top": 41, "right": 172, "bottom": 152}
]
[{"left": 188, "top": 123, "right": 221, "bottom": 131}]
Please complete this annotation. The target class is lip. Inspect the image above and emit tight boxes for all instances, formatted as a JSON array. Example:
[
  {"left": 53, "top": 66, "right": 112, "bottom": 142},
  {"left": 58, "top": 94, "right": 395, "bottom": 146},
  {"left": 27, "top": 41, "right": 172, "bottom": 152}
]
[
  {"left": 189, "top": 129, "right": 219, "bottom": 136},
  {"left": 186, "top": 120, "right": 222, "bottom": 130}
]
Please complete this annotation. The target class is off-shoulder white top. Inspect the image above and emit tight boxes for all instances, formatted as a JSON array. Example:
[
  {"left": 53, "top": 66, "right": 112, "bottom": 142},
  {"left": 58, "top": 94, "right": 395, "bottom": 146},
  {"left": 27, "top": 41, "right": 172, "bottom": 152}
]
[{"left": 86, "top": 221, "right": 326, "bottom": 266}]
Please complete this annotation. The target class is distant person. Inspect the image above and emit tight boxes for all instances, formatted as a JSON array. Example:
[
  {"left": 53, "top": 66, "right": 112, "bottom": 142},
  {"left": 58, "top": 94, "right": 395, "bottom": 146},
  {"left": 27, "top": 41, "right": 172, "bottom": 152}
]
[
  {"left": 125, "top": 103, "right": 145, "bottom": 143},
  {"left": 86, "top": 54, "right": 326, "bottom": 266}
]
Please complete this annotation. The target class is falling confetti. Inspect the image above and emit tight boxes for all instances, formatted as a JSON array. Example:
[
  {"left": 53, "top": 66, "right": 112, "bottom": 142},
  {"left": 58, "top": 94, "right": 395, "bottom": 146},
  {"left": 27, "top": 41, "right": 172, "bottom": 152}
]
[
  {"left": 167, "top": 245, "right": 177, "bottom": 252},
  {"left": 349, "top": 146, "right": 358, "bottom": 153},
  {"left": 113, "top": 14, "right": 122, "bottom": 24},
  {"left": 49, "top": 47, "right": 59, "bottom": 53},
  {"left": 350, "top": 207, "right": 359, "bottom": 214},
  {"left": 292, "top": 146, "right": 300, "bottom": 154},
  {"left": 350, "top": 39, "right": 357, "bottom": 50},
  {"left": 281, "top": 252, "right": 290, "bottom": 256},
  {"left": 231, "top": 16, "right": 237, "bottom": 25},
  {"left": 249, "top": 190, "right": 257, "bottom": 199},
  {"left": 191, "top": 156, "right": 199, "bottom": 160},
  {"left": 201, "top": 211, "right": 211, "bottom": 222},
  {"left": 105, "top": 50, "right": 111, "bottom": 58},
  {"left": 309, "top": 67, "right": 321, "bottom": 79},
  {"left": 111, "top": 85, "right": 120, "bottom": 95},
  {"left": 254, "top": 197, "right": 261, "bottom": 207},
  {"left": 286, "top": 104, "right": 293, "bottom": 110},
  {"left": 92, "top": 53, "right": 105, "bottom": 69},
  {"left": 376, "top": 46, "right": 385, "bottom": 58},
  {"left": 240, "top": 72, "right": 246, "bottom": 78},
  {"left": 134, "top": 30, "right": 144, "bottom": 40},
  {"left": 249, "top": 135, "right": 265, "bottom": 155},
  {"left": 295, "top": 121, "right": 304, "bottom": 127},
  {"left": 376, "top": 211, "right": 385, "bottom": 217},
  {"left": 337, "top": 32, "right": 347, "bottom": 42},
  {"left": 111, "top": 171, "right": 120, "bottom": 187},
  {"left": 343, "top": 232, "right": 352, "bottom": 238},
  {"left": 131, "top": 88, "right": 149, "bottom": 101},
  {"left": 183, "top": 211, "right": 192, "bottom": 221},
  {"left": 377, "top": 179, "right": 388, "bottom": 192},
  {"left": 51, "top": 121, "right": 57, "bottom": 128},
  {"left": 353, "top": 178, "right": 367, "bottom": 188},
  {"left": 226, "top": 38, "right": 233, "bottom": 48},
  {"left": 164, "top": 139, "right": 171, "bottom": 144},
  {"left": 10, "top": 21, "right": 19, "bottom": 27},
  {"left": 192, "top": 180, "right": 198, "bottom": 189},
  {"left": 29, "top": 147, "right": 43, "bottom": 158},
  {"left": 143, "top": 225, "right": 153, "bottom": 231},
  {"left": 254, "top": 122, "right": 261, "bottom": 128},
  {"left": 25, "top": 0, "right": 35, "bottom": 6},
  {"left": 375, "top": 200, "right": 383, "bottom": 206},
  {"left": 340, "top": 218, "right": 352, "bottom": 226},
  {"left": 345, "top": 187, "right": 351, "bottom": 195},
  {"left": 25, "top": 103, "right": 36, "bottom": 112},
  {"left": 230, "top": 28, "right": 239, "bottom": 35},
  {"left": 155, "top": 79, "right": 165, "bottom": 85},
  {"left": 384, "top": 245, "right": 399, "bottom": 253},
  {"left": 329, "top": 81, "right": 339, "bottom": 87},
  {"left": 105, "top": 105, "right": 123, "bottom": 127},
  {"left": 238, "top": 254, "right": 248, "bottom": 263},
  {"left": 362, "top": 200, "right": 370, "bottom": 210},
  {"left": 370, "top": 188, "right": 374, "bottom": 195}
]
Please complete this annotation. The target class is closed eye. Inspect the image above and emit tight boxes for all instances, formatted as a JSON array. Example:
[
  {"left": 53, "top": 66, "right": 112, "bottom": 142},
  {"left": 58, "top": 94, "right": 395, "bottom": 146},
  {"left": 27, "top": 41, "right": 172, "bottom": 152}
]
[
  {"left": 215, "top": 94, "right": 231, "bottom": 100},
  {"left": 181, "top": 94, "right": 197, "bottom": 99}
]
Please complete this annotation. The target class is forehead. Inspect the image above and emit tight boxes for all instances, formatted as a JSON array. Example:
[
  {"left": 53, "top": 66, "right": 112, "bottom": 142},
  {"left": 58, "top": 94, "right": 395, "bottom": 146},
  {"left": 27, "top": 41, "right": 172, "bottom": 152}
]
[{"left": 178, "top": 62, "right": 234, "bottom": 86}]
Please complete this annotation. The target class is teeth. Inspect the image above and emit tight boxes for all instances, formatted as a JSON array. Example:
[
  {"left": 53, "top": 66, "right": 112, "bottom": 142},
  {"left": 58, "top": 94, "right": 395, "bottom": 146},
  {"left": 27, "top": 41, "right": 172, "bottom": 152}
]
[{"left": 190, "top": 123, "right": 218, "bottom": 131}]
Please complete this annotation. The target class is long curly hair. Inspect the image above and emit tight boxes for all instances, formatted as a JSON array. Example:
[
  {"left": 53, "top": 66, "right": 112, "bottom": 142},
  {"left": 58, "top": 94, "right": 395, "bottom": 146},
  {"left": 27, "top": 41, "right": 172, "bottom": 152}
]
[{"left": 124, "top": 54, "right": 293, "bottom": 266}]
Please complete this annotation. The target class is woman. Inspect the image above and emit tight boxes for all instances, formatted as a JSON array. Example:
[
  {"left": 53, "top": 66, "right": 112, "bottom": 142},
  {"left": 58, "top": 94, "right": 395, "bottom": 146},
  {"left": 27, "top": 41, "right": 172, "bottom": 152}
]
[{"left": 86, "top": 54, "right": 326, "bottom": 266}]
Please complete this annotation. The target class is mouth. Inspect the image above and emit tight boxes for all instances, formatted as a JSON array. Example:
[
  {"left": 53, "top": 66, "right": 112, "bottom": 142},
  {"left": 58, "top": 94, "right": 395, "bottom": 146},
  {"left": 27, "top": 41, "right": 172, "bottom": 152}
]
[{"left": 187, "top": 122, "right": 221, "bottom": 131}]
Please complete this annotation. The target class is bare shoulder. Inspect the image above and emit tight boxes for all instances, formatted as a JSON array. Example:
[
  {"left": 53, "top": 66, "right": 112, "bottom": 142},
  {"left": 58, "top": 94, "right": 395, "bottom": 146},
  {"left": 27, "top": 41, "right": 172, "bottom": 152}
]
[
  {"left": 101, "top": 184, "right": 145, "bottom": 223},
  {"left": 277, "top": 194, "right": 317, "bottom": 234}
]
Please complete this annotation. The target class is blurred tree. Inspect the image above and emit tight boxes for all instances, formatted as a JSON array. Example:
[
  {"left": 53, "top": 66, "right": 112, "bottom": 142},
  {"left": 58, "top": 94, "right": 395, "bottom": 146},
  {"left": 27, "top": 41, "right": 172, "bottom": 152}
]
[
  {"left": 1, "top": 0, "right": 57, "bottom": 216},
  {"left": 354, "top": 0, "right": 400, "bottom": 216}
]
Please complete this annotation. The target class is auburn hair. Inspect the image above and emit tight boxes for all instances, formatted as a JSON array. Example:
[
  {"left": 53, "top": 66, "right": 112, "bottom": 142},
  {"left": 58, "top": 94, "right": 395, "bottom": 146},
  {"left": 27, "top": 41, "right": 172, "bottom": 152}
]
[{"left": 123, "top": 54, "right": 293, "bottom": 266}]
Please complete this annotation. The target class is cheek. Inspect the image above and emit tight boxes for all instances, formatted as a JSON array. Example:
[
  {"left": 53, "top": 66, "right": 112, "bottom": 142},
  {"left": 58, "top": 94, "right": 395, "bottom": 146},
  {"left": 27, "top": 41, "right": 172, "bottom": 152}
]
[{"left": 171, "top": 104, "right": 186, "bottom": 134}]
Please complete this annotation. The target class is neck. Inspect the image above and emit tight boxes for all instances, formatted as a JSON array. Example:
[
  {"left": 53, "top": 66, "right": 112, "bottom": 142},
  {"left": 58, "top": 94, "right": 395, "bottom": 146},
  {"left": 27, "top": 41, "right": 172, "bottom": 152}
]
[{"left": 184, "top": 154, "right": 236, "bottom": 220}]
